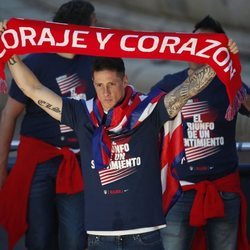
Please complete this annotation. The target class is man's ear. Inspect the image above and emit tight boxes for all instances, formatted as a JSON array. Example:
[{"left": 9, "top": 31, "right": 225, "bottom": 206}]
[
  {"left": 123, "top": 75, "right": 128, "bottom": 86},
  {"left": 91, "top": 13, "right": 97, "bottom": 26}
]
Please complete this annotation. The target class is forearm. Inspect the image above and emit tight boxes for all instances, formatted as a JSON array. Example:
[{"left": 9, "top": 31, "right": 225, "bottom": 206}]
[{"left": 164, "top": 65, "right": 216, "bottom": 118}]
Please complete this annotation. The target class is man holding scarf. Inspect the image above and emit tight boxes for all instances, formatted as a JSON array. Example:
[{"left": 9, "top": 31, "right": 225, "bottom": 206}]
[
  {"left": 0, "top": 17, "right": 239, "bottom": 249},
  {"left": 5, "top": 49, "right": 241, "bottom": 250}
]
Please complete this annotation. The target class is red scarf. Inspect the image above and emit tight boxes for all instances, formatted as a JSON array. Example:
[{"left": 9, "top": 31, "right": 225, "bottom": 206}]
[
  {"left": 182, "top": 172, "right": 249, "bottom": 250},
  {"left": 0, "top": 18, "right": 242, "bottom": 104},
  {"left": 0, "top": 136, "right": 83, "bottom": 250}
]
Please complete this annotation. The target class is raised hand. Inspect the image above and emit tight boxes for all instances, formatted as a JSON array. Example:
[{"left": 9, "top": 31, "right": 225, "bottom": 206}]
[
  {"left": 228, "top": 39, "right": 239, "bottom": 54},
  {"left": 0, "top": 20, "right": 7, "bottom": 34}
]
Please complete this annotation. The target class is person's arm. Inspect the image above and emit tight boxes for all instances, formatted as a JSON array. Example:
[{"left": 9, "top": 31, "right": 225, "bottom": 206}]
[
  {"left": 0, "top": 97, "right": 25, "bottom": 188},
  {"left": 164, "top": 65, "right": 215, "bottom": 118},
  {"left": 8, "top": 55, "right": 62, "bottom": 121},
  {"left": 164, "top": 39, "right": 239, "bottom": 118}
]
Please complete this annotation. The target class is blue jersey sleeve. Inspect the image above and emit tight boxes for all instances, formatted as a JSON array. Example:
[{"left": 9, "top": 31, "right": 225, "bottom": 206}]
[
  {"left": 9, "top": 79, "right": 29, "bottom": 104},
  {"left": 148, "top": 96, "right": 171, "bottom": 130},
  {"left": 61, "top": 98, "right": 88, "bottom": 131}
]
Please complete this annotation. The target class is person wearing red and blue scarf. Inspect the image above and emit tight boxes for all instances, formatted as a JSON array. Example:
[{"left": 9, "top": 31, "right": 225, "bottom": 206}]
[{"left": 5, "top": 53, "right": 219, "bottom": 249}]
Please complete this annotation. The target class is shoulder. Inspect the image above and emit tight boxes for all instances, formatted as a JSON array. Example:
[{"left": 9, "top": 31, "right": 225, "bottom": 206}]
[
  {"left": 152, "top": 68, "right": 188, "bottom": 92},
  {"left": 74, "top": 55, "right": 95, "bottom": 63},
  {"left": 163, "top": 69, "right": 188, "bottom": 81},
  {"left": 23, "top": 53, "right": 56, "bottom": 69}
]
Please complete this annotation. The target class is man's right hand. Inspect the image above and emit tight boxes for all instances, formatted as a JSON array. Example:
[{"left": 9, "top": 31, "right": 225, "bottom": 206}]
[{"left": 0, "top": 19, "right": 7, "bottom": 34}]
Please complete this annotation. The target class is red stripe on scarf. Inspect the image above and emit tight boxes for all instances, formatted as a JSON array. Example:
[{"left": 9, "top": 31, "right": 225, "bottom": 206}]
[
  {"left": 0, "top": 18, "right": 242, "bottom": 104},
  {"left": 110, "top": 87, "right": 139, "bottom": 127}
]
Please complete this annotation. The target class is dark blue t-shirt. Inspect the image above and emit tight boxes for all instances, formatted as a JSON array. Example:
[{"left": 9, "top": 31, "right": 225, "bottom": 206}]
[
  {"left": 9, "top": 53, "right": 95, "bottom": 148},
  {"left": 62, "top": 96, "right": 169, "bottom": 231},
  {"left": 153, "top": 69, "right": 250, "bottom": 182}
]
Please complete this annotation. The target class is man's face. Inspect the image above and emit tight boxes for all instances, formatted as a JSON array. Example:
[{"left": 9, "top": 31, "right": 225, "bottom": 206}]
[{"left": 93, "top": 70, "right": 128, "bottom": 111}]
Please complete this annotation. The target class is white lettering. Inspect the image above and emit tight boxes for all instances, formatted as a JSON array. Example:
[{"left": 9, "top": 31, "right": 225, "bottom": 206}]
[
  {"left": 37, "top": 28, "right": 56, "bottom": 46},
  {"left": 120, "top": 35, "right": 138, "bottom": 52},
  {"left": 0, "top": 48, "right": 6, "bottom": 58},
  {"left": 114, "top": 153, "right": 125, "bottom": 161},
  {"left": 199, "top": 130, "right": 210, "bottom": 138},
  {"left": 96, "top": 32, "right": 114, "bottom": 50},
  {"left": 193, "top": 114, "right": 202, "bottom": 122},
  {"left": 223, "top": 59, "right": 236, "bottom": 79},
  {"left": 111, "top": 143, "right": 130, "bottom": 153},
  {"left": 19, "top": 27, "right": 36, "bottom": 46},
  {"left": 1, "top": 29, "right": 19, "bottom": 49},
  {"left": 187, "top": 122, "right": 214, "bottom": 130},
  {"left": 184, "top": 137, "right": 224, "bottom": 147},
  {"left": 72, "top": 30, "right": 89, "bottom": 48},
  {"left": 159, "top": 36, "right": 180, "bottom": 53},
  {"left": 177, "top": 38, "right": 198, "bottom": 55},
  {"left": 109, "top": 157, "right": 141, "bottom": 169},
  {"left": 91, "top": 160, "right": 95, "bottom": 169},
  {"left": 187, "top": 130, "right": 198, "bottom": 139},
  {"left": 138, "top": 35, "right": 159, "bottom": 52},
  {"left": 56, "top": 29, "right": 70, "bottom": 46},
  {"left": 213, "top": 47, "right": 230, "bottom": 66},
  {"left": 196, "top": 39, "right": 221, "bottom": 58}
]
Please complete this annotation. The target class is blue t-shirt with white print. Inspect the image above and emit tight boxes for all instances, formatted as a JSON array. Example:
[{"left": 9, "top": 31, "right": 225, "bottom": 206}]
[
  {"left": 152, "top": 69, "right": 250, "bottom": 183},
  {"left": 61, "top": 96, "right": 169, "bottom": 231}
]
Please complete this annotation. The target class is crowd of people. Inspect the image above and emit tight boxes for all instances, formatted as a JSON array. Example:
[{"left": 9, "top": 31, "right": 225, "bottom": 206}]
[{"left": 0, "top": 1, "right": 249, "bottom": 250}]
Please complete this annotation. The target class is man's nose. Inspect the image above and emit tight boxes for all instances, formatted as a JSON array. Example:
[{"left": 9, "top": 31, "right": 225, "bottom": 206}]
[{"left": 103, "top": 86, "right": 110, "bottom": 96}]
